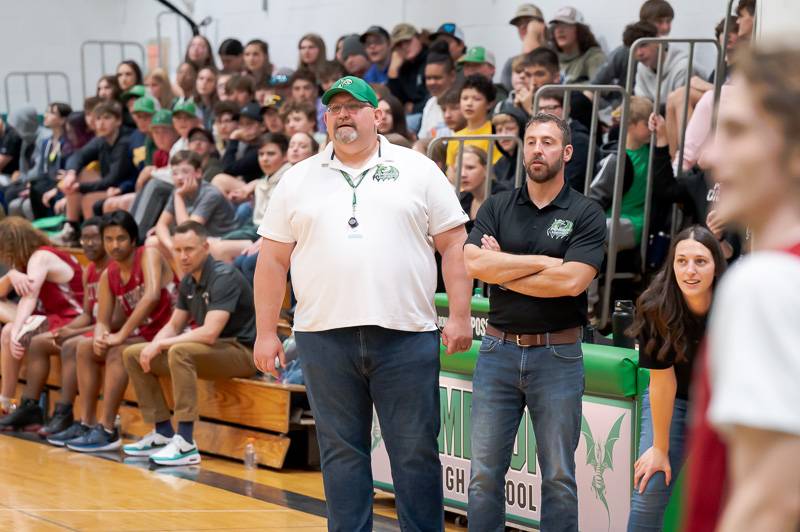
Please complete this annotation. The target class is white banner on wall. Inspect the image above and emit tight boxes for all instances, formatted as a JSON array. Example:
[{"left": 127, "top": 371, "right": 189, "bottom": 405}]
[{"left": 372, "top": 373, "right": 634, "bottom": 531}]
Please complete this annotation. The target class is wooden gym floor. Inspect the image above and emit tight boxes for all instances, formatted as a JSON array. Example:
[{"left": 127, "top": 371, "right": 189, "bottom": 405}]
[{"left": 0, "top": 433, "right": 468, "bottom": 531}]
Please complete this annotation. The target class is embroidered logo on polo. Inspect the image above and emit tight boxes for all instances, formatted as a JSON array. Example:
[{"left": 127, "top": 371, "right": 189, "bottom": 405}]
[
  {"left": 547, "top": 219, "right": 574, "bottom": 239},
  {"left": 372, "top": 164, "right": 399, "bottom": 182}
]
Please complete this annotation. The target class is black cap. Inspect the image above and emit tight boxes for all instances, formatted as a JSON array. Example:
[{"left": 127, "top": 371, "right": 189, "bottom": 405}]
[
  {"left": 218, "top": 38, "right": 244, "bottom": 56},
  {"left": 359, "top": 25, "right": 390, "bottom": 43},
  {"left": 239, "top": 101, "right": 264, "bottom": 122},
  {"left": 187, "top": 127, "right": 214, "bottom": 144}
]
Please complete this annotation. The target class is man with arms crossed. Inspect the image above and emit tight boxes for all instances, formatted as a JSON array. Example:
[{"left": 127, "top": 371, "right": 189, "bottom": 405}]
[
  {"left": 253, "top": 76, "right": 473, "bottom": 532},
  {"left": 464, "top": 113, "right": 606, "bottom": 532}
]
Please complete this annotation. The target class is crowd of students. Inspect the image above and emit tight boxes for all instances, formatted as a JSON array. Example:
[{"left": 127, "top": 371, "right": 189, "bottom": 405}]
[{"left": 0, "top": 0, "right": 796, "bottom": 530}]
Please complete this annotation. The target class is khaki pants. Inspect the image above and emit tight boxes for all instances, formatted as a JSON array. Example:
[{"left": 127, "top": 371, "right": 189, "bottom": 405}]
[{"left": 122, "top": 339, "right": 257, "bottom": 423}]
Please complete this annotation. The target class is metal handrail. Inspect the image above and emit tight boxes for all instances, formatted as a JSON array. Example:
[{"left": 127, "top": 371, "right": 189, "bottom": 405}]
[
  {"left": 156, "top": 11, "right": 185, "bottom": 70},
  {"left": 428, "top": 134, "right": 525, "bottom": 196},
  {"left": 4, "top": 72, "right": 70, "bottom": 113},
  {"left": 80, "top": 40, "right": 146, "bottom": 98},
  {"left": 533, "top": 83, "right": 629, "bottom": 196}
]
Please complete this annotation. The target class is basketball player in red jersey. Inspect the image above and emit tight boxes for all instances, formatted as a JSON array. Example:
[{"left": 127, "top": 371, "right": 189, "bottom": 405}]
[
  {"left": 0, "top": 217, "right": 84, "bottom": 424},
  {"left": 685, "top": 45, "right": 800, "bottom": 532},
  {"left": 66, "top": 211, "right": 175, "bottom": 452}
]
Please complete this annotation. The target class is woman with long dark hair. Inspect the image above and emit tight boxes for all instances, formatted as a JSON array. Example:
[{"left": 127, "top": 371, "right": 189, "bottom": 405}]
[
  {"left": 116, "top": 60, "right": 143, "bottom": 92},
  {"left": 377, "top": 93, "right": 414, "bottom": 141},
  {"left": 193, "top": 66, "right": 219, "bottom": 130},
  {"left": 626, "top": 225, "right": 726, "bottom": 531},
  {"left": 96, "top": 75, "right": 122, "bottom": 102},
  {"left": 297, "top": 33, "right": 327, "bottom": 76},
  {"left": 184, "top": 35, "right": 216, "bottom": 70},
  {"left": 243, "top": 39, "right": 273, "bottom": 83}
]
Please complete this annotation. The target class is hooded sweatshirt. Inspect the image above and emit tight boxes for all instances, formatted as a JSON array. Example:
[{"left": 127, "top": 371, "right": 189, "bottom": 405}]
[
  {"left": 492, "top": 102, "right": 527, "bottom": 188},
  {"left": 634, "top": 46, "right": 692, "bottom": 104},
  {"left": 7, "top": 105, "right": 42, "bottom": 177}
]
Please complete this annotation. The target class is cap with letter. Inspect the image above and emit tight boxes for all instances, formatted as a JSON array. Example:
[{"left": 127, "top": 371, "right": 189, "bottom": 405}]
[
  {"left": 172, "top": 99, "right": 198, "bottom": 118},
  {"left": 131, "top": 95, "right": 157, "bottom": 115},
  {"left": 150, "top": 109, "right": 173, "bottom": 127},
  {"left": 458, "top": 46, "right": 496, "bottom": 67},
  {"left": 321, "top": 76, "right": 378, "bottom": 108}
]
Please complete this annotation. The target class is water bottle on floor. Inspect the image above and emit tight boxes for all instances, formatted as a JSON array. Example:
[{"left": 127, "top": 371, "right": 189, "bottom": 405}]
[{"left": 244, "top": 438, "right": 258, "bottom": 470}]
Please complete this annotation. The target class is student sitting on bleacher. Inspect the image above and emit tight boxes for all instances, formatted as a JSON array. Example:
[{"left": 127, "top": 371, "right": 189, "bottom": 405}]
[
  {"left": 589, "top": 96, "right": 677, "bottom": 251},
  {"left": 63, "top": 211, "right": 175, "bottom": 452},
  {"left": 0, "top": 217, "right": 84, "bottom": 419},
  {"left": 150, "top": 151, "right": 238, "bottom": 264},
  {"left": 50, "top": 102, "right": 135, "bottom": 247},
  {"left": 123, "top": 221, "right": 257, "bottom": 466},
  {"left": 0, "top": 218, "right": 110, "bottom": 436}
]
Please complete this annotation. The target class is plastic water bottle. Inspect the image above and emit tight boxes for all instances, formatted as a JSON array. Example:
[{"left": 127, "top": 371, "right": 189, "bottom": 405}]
[
  {"left": 612, "top": 300, "right": 636, "bottom": 349},
  {"left": 244, "top": 438, "right": 258, "bottom": 470}
]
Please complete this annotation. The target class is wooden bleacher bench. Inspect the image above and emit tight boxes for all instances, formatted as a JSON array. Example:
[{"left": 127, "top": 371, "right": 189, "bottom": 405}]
[{"left": 4, "top": 248, "right": 316, "bottom": 469}]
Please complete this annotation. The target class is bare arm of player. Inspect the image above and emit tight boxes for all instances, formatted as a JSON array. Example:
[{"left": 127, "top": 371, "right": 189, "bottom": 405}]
[
  {"left": 8, "top": 251, "right": 53, "bottom": 359},
  {"left": 108, "top": 247, "right": 165, "bottom": 344},
  {"left": 154, "top": 210, "right": 175, "bottom": 254},
  {"left": 253, "top": 238, "right": 295, "bottom": 378},
  {"left": 93, "top": 270, "right": 113, "bottom": 356},
  {"left": 634, "top": 368, "right": 677, "bottom": 493},
  {"left": 718, "top": 426, "right": 800, "bottom": 532},
  {"left": 464, "top": 242, "right": 562, "bottom": 285},
  {"left": 503, "top": 261, "right": 597, "bottom": 298},
  {"left": 434, "top": 225, "right": 473, "bottom": 355}
]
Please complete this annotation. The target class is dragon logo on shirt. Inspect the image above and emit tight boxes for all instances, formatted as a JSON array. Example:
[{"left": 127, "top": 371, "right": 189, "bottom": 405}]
[
  {"left": 373, "top": 164, "right": 399, "bottom": 182},
  {"left": 547, "top": 218, "right": 574, "bottom": 239}
]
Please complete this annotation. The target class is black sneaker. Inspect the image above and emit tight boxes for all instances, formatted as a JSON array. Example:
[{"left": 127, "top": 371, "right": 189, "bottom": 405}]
[
  {"left": 0, "top": 398, "right": 43, "bottom": 432},
  {"left": 66, "top": 424, "right": 121, "bottom": 452},
  {"left": 47, "top": 422, "right": 90, "bottom": 447},
  {"left": 38, "top": 402, "right": 74, "bottom": 437}
]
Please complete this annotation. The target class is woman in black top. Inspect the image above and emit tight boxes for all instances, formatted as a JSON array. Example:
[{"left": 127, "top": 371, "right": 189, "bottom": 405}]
[{"left": 626, "top": 225, "right": 726, "bottom": 531}]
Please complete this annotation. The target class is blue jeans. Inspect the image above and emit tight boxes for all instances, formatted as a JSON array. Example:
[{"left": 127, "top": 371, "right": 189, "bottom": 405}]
[
  {"left": 468, "top": 335, "right": 585, "bottom": 532},
  {"left": 295, "top": 326, "right": 443, "bottom": 532},
  {"left": 627, "top": 390, "right": 688, "bottom": 531}
]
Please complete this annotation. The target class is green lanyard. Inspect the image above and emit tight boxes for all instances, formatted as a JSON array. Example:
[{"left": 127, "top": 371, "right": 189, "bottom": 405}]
[{"left": 339, "top": 169, "right": 371, "bottom": 228}]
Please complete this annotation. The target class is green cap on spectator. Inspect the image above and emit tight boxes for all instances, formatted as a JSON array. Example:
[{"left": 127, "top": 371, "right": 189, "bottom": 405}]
[
  {"left": 151, "top": 109, "right": 173, "bottom": 127},
  {"left": 121, "top": 85, "right": 146, "bottom": 102},
  {"left": 458, "top": 46, "right": 496, "bottom": 66},
  {"left": 132, "top": 96, "right": 156, "bottom": 115},
  {"left": 172, "top": 99, "right": 197, "bottom": 118},
  {"left": 321, "top": 76, "right": 378, "bottom": 108}
]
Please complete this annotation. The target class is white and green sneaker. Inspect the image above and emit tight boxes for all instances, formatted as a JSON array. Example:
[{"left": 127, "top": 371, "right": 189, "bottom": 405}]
[
  {"left": 123, "top": 430, "right": 173, "bottom": 456},
  {"left": 149, "top": 435, "right": 201, "bottom": 466}
]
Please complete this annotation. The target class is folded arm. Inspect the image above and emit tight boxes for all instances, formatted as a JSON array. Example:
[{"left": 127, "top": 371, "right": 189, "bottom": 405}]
[
  {"left": 464, "top": 242, "right": 561, "bottom": 285},
  {"left": 503, "top": 261, "right": 597, "bottom": 298}
]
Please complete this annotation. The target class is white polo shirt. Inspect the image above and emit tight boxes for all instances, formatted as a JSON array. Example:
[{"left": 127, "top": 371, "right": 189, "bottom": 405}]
[{"left": 258, "top": 135, "right": 468, "bottom": 332}]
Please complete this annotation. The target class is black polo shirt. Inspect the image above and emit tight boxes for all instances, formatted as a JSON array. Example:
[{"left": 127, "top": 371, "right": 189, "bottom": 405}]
[
  {"left": 466, "top": 181, "right": 606, "bottom": 334},
  {"left": 176, "top": 256, "right": 256, "bottom": 347}
]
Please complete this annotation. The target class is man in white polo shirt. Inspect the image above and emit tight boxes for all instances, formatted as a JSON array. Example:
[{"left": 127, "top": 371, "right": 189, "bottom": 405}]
[{"left": 253, "top": 76, "right": 473, "bottom": 532}]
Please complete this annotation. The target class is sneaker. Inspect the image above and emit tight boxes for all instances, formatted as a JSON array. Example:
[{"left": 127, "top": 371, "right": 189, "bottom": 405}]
[
  {"left": 38, "top": 402, "right": 74, "bottom": 437},
  {"left": 123, "top": 430, "right": 172, "bottom": 457},
  {"left": 14, "top": 315, "right": 48, "bottom": 346},
  {"left": 66, "top": 424, "right": 121, "bottom": 452},
  {"left": 47, "top": 422, "right": 90, "bottom": 447},
  {"left": 150, "top": 435, "right": 201, "bottom": 466},
  {"left": 0, "top": 398, "right": 43, "bottom": 432},
  {"left": 50, "top": 223, "right": 79, "bottom": 247}
]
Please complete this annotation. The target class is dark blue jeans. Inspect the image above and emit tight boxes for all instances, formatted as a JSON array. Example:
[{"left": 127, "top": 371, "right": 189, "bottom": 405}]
[
  {"left": 627, "top": 390, "right": 688, "bottom": 531},
  {"left": 468, "top": 335, "right": 585, "bottom": 532},
  {"left": 295, "top": 326, "right": 443, "bottom": 532}
]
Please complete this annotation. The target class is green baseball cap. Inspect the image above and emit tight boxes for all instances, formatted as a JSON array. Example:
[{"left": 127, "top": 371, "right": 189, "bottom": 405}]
[
  {"left": 132, "top": 95, "right": 156, "bottom": 115},
  {"left": 151, "top": 109, "right": 173, "bottom": 127},
  {"left": 121, "top": 84, "right": 146, "bottom": 102},
  {"left": 172, "top": 99, "right": 197, "bottom": 118},
  {"left": 458, "top": 46, "right": 496, "bottom": 66},
  {"left": 321, "top": 76, "right": 378, "bottom": 108}
]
